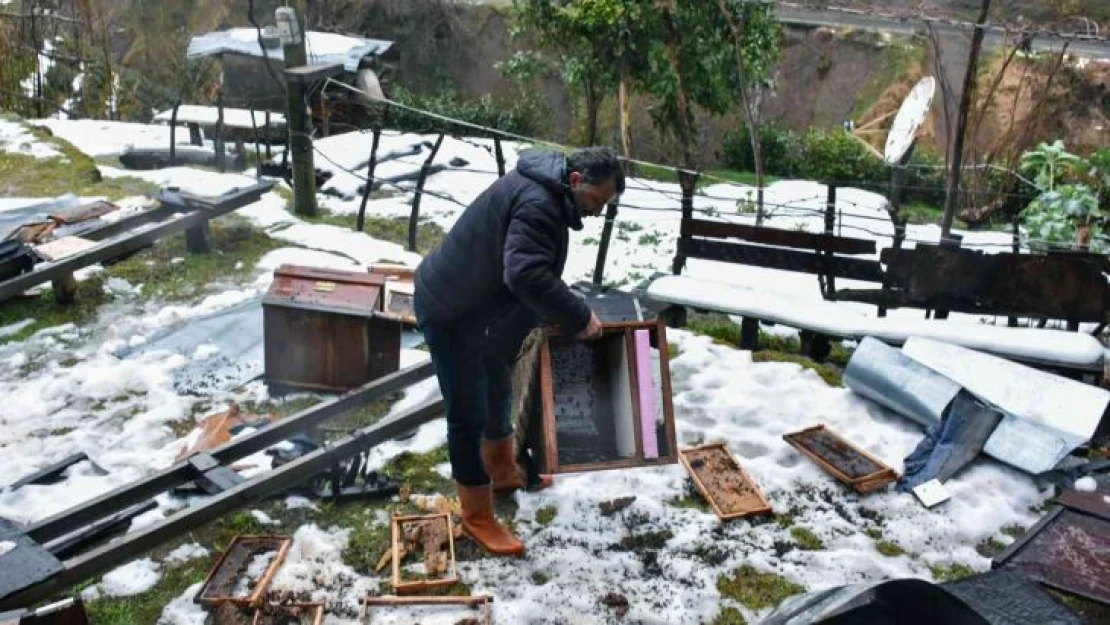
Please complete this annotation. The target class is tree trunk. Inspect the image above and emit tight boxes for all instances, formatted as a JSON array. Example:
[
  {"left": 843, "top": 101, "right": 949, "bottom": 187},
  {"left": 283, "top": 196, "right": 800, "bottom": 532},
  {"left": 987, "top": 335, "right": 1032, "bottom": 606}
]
[
  {"left": 659, "top": 5, "right": 695, "bottom": 169},
  {"left": 618, "top": 65, "right": 633, "bottom": 159},
  {"left": 940, "top": 0, "right": 991, "bottom": 241},
  {"left": 585, "top": 81, "right": 599, "bottom": 146},
  {"left": 716, "top": 0, "right": 766, "bottom": 225}
]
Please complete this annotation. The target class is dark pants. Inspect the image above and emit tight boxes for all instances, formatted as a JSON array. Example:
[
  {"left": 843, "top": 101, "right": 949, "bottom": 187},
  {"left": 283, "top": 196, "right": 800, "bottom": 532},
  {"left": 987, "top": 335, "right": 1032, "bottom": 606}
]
[{"left": 414, "top": 294, "right": 515, "bottom": 487}]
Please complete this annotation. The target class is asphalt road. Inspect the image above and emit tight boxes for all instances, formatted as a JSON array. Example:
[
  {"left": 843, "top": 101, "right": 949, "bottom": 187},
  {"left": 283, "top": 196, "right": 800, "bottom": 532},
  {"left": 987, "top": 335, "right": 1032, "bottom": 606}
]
[{"left": 777, "top": 6, "right": 1110, "bottom": 59}]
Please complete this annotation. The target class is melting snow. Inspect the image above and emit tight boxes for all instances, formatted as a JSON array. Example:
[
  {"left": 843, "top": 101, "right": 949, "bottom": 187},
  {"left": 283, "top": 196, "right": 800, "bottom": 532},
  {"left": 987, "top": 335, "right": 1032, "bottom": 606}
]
[
  {"left": 0, "top": 118, "right": 62, "bottom": 159},
  {"left": 99, "top": 558, "right": 161, "bottom": 597},
  {"left": 1075, "top": 477, "right": 1098, "bottom": 492},
  {"left": 0, "top": 540, "right": 15, "bottom": 557},
  {"left": 164, "top": 543, "right": 209, "bottom": 564}
]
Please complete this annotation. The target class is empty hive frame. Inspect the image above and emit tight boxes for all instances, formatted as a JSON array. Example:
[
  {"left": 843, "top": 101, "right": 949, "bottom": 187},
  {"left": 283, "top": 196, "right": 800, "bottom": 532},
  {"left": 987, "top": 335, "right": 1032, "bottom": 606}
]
[
  {"left": 679, "top": 443, "right": 773, "bottom": 521},
  {"left": 250, "top": 602, "right": 325, "bottom": 625},
  {"left": 520, "top": 320, "right": 678, "bottom": 475},
  {"left": 194, "top": 536, "right": 293, "bottom": 607},
  {"left": 782, "top": 424, "right": 899, "bottom": 494},
  {"left": 391, "top": 513, "right": 458, "bottom": 595}
]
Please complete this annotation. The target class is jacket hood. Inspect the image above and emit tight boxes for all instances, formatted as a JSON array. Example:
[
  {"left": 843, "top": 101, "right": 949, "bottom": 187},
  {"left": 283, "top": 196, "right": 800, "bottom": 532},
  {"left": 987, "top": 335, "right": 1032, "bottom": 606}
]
[{"left": 515, "top": 149, "right": 584, "bottom": 231}]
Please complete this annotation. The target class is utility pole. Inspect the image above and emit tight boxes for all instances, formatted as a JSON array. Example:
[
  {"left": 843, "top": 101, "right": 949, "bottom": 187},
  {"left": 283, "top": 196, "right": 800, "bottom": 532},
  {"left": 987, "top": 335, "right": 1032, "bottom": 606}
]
[
  {"left": 940, "top": 0, "right": 991, "bottom": 241},
  {"left": 278, "top": 2, "right": 317, "bottom": 217}
]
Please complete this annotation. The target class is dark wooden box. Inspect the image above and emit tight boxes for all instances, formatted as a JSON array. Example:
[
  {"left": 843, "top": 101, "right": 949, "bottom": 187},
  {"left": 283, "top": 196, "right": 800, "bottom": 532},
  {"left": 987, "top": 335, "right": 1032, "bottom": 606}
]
[
  {"left": 516, "top": 319, "right": 678, "bottom": 475},
  {"left": 263, "top": 264, "right": 400, "bottom": 393}
]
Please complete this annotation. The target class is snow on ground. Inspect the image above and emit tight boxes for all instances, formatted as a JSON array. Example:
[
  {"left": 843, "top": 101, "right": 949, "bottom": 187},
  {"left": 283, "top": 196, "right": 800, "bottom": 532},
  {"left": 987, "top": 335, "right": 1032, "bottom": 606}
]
[
  {"left": 94, "top": 558, "right": 162, "bottom": 599},
  {"left": 164, "top": 543, "right": 209, "bottom": 564},
  {"left": 0, "top": 118, "right": 1082, "bottom": 622},
  {"left": 0, "top": 118, "right": 62, "bottom": 159},
  {"left": 31, "top": 118, "right": 208, "bottom": 158}
]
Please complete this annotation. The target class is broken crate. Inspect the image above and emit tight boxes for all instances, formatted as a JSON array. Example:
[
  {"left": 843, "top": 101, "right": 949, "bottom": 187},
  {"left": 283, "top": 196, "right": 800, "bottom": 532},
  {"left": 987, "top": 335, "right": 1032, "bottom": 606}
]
[
  {"left": 679, "top": 443, "right": 773, "bottom": 521},
  {"left": 194, "top": 535, "right": 292, "bottom": 607},
  {"left": 516, "top": 320, "right": 679, "bottom": 475},
  {"left": 782, "top": 424, "right": 899, "bottom": 494},
  {"left": 391, "top": 513, "right": 458, "bottom": 595}
]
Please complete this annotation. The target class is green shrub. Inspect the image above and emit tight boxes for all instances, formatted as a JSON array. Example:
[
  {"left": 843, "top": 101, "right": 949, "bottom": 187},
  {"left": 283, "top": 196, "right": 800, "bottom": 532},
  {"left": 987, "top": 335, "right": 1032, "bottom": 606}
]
[
  {"left": 722, "top": 124, "right": 803, "bottom": 177},
  {"left": 799, "top": 127, "right": 888, "bottom": 185},
  {"left": 381, "top": 86, "right": 549, "bottom": 137}
]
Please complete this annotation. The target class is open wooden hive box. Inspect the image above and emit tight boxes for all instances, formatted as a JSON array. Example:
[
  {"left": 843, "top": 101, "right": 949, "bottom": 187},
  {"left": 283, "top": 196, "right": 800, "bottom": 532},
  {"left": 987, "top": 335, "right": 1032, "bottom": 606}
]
[{"left": 515, "top": 319, "right": 678, "bottom": 475}]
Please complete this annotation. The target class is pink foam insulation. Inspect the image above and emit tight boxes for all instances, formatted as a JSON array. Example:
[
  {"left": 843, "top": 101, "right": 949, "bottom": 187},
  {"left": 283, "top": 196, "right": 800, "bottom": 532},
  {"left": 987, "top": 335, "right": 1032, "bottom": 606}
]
[{"left": 635, "top": 329, "right": 659, "bottom": 459}]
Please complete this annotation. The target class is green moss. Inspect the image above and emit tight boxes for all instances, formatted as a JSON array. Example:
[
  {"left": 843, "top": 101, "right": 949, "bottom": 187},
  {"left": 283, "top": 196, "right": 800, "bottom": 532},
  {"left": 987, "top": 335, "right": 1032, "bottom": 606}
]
[
  {"left": 667, "top": 341, "right": 682, "bottom": 359},
  {"left": 381, "top": 445, "right": 452, "bottom": 493},
  {"left": 712, "top": 606, "right": 748, "bottom": 625},
  {"left": 618, "top": 529, "right": 674, "bottom": 551},
  {"left": 535, "top": 505, "right": 558, "bottom": 527},
  {"left": 103, "top": 216, "right": 284, "bottom": 302},
  {"left": 342, "top": 517, "right": 392, "bottom": 574},
  {"left": 875, "top": 540, "right": 906, "bottom": 557},
  {"left": 0, "top": 277, "right": 110, "bottom": 345},
  {"left": 686, "top": 312, "right": 745, "bottom": 347},
  {"left": 790, "top": 526, "right": 824, "bottom": 551},
  {"left": 775, "top": 514, "right": 794, "bottom": 529},
  {"left": 1000, "top": 524, "right": 1026, "bottom": 539},
  {"left": 0, "top": 121, "right": 157, "bottom": 198},
  {"left": 753, "top": 351, "right": 843, "bottom": 387},
  {"left": 976, "top": 537, "right": 1007, "bottom": 558},
  {"left": 717, "top": 565, "right": 806, "bottom": 611},
  {"left": 668, "top": 479, "right": 712, "bottom": 513},
  {"left": 929, "top": 563, "right": 976, "bottom": 583},
  {"left": 531, "top": 571, "right": 550, "bottom": 585},
  {"left": 864, "top": 528, "right": 883, "bottom": 540}
]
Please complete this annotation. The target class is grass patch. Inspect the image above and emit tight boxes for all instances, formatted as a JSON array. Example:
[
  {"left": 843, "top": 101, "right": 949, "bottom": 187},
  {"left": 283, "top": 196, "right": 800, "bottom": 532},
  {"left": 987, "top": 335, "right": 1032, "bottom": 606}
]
[
  {"left": 668, "top": 479, "right": 712, "bottom": 513},
  {"left": 667, "top": 341, "right": 682, "bottom": 360},
  {"left": 1000, "top": 524, "right": 1026, "bottom": 539},
  {"left": 298, "top": 206, "right": 447, "bottom": 256},
  {"left": 712, "top": 606, "right": 748, "bottom": 625},
  {"left": 790, "top": 526, "right": 824, "bottom": 551},
  {"left": 0, "top": 120, "right": 157, "bottom": 198},
  {"left": 531, "top": 571, "right": 550, "bottom": 585},
  {"left": 0, "top": 277, "right": 109, "bottom": 345},
  {"left": 381, "top": 445, "right": 452, "bottom": 494},
  {"left": 104, "top": 216, "right": 284, "bottom": 301},
  {"left": 929, "top": 563, "right": 976, "bottom": 583},
  {"left": 84, "top": 559, "right": 210, "bottom": 625},
  {"left": 535, "top": 505, "right": 558, "bottom": 527},
  {"left": 717, "top": 565, "right": 805, "bottom": 611},
  {"left": 686, "top": 312, "right": 745, "bottom": 347},
  {"left": 975, "top": 537, "right": 1007, "bottom": 558},
  {"left": 775, "top": 514, "right": 794, "bottom": 529},
  {"left": 341, "top": 515, "right": 392, "bottom": 574},
  {"left": 875, "top": 540, "right": 906, "bottom": 557},
  {"left": 703, "top": 169, "right": 782, "bottom": 187}
]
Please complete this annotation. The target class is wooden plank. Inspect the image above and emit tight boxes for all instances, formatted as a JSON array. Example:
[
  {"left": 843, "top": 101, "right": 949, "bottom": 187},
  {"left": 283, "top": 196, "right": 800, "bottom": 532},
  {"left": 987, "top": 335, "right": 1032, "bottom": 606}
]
[
  {"left": 682, "top": 219, "right": 876, "bottom": 255},
  {"left": 678, "top": 238, "right": 885, "bottom": 283},
  {"left": 678, "top": 443, "right": 773, "bottom": 521},
  {"left": 881, "top": 246, "right": 1110, "bottom": 322}
]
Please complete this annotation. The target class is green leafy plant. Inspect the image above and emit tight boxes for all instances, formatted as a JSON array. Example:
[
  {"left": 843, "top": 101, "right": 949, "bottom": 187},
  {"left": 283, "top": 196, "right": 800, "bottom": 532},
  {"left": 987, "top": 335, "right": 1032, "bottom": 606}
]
[
  {"left": 1022, "top": 183, "right": 1105, "bottom": 252},
  {"left": 1020, "top": 140, "right": 1083, "bottom": 192}
]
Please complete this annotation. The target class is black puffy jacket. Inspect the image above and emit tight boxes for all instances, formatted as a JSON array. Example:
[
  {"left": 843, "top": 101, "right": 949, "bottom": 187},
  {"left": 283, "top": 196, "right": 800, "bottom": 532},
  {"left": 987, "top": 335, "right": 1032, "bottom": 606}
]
[{"left": 413, "top": 149, "right": 591, "bottom": 357}]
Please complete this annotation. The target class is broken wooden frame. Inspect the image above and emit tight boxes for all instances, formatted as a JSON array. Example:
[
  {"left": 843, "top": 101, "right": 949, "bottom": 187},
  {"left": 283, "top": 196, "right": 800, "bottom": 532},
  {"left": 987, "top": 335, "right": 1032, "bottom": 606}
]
[
  {"left": 525, "top": 320, "right": 679, "bottom": 475},
  {"left": 194, "top": 535, "right": 292, "bottom": 607},
  {"left": 783, "top": 424, "right": 899, "bottom": 494},
  {"left": 678, "top": 443, "right": 773, "bottom": 521},
  {"left": 359, "top": 594, "right": 494, "bottom": 625},
  {"left": 390, "top": 513, "right": 458, "bottom": 595},
  {"left": 251, "top": 602, "right": 324, "bottom": 625},
  {"left": 0, "top": 182, "right": 274, "bottom": 306},
  {"left": 0, "top": 360, "right": 439, "bottom": 611}
]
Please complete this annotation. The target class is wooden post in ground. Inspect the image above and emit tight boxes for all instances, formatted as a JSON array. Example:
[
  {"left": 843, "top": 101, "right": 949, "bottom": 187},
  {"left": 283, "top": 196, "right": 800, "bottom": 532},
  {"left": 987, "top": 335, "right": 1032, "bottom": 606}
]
[
  {"left": 169, "top": 101, "right": 180, "bottom": 166},
  {"left": 185, "top": 223, "right": 210, "bottom": 254},
  {"left": 408, "top": 134, "right": 445, "bottom": 252},
  {"left": 215, "top": 91, "right": 227, "bottom": 173},
  {"left": 592, "top": 198, "right": 621, "bottom": 285},
  {"left": 282, "top": 0, "right": 317, "bottom": 217},
  {"left": 356, "top": 128, "right": 382, "bottom": 233}
]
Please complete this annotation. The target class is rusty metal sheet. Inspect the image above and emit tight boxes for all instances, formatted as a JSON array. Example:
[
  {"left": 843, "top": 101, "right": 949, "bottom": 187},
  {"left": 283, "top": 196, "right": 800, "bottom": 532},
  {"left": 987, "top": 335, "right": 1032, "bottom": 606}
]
[
  {"left": 880, "top": 245, "right": 1110, "bottom": 321},
  {"left": 48, "top": 201, "right": 118, "bottom": 225},
  {"left": 263, "top": 264, "right": 384, "bottom": 318},
  {"left": 1056, "top": 489, "right": 1110, "bottom": 521},
  {"left": 993, "top": 507, "right": 1110, "bottom": 605}
]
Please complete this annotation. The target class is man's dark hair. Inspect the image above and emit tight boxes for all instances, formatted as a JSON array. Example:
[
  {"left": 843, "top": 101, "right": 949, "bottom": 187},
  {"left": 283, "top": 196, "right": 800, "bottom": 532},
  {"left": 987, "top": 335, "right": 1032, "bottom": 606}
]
[{"left": 567, "top": 147, "right": 625, "bottom": 195}]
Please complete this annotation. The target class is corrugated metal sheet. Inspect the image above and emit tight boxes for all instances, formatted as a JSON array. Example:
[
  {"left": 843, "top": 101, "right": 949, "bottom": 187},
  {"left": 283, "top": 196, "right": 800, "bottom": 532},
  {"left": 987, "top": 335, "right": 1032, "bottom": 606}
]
[{"left": 187, "top": 28, "right": 394, "bottom": 72}]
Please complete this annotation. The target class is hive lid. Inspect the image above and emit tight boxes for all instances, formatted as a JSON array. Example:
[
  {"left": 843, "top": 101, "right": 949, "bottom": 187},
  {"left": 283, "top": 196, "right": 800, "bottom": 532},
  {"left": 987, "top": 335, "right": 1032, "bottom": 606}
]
[{"left": 264, "top": 264, "right": 385, "bottom": 317}]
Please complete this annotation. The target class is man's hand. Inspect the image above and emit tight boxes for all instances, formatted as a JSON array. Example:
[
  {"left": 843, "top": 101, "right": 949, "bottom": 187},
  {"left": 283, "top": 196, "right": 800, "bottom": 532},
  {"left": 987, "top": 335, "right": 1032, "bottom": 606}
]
[{"left": 575, "top": 311, "right": 603, "bottom": 341}]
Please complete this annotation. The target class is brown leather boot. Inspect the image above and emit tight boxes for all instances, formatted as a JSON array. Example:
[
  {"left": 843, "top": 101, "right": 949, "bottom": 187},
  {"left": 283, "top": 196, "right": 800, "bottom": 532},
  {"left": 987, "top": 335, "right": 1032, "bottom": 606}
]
[
  {"left": 481, "top": 436, "right": 554, "bottom": 494},
  {"left": 456, "top": 482, "right": 525, "bottom": 557}
]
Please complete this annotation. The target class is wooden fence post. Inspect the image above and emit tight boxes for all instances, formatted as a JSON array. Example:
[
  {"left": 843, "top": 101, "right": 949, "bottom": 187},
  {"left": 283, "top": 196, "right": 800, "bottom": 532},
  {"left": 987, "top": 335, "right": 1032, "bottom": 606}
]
[
  {"left": 408, "top": 134, "right": 445, "bottom": 252},
  {"left": 671, "top": 169, "right": 699, "bottom": 275},
  {"left": 592, "top": 198, "right": 621, "bottom": 285},
  {"left": 356, "top": 127, "right": 382, "bottom": 233}
]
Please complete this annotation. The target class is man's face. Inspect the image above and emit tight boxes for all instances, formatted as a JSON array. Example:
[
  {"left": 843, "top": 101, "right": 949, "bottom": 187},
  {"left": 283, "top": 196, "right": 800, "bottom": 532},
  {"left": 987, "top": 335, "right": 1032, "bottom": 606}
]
[{"left": 569, "top": 172, "right": 618, "bottom": 218}]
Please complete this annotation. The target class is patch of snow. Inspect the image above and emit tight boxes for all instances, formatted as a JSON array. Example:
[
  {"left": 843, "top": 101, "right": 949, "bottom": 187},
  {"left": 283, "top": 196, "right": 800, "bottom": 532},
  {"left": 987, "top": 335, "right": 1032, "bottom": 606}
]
[
  {"left": 251, "top": 509, "right": 279, "bottom": 525},
  {"left": 152, "top": 105, "right": 286, "bottom": 130},
  {"left": 31, "top": 118, "right": 193, "bottom": 157},
  {"left": 266, "top": 524, "right": 376, "bottom": 616},
  {"left": 159, "top": 582, "right": 207, "bottom": 625},
  {"left": 434, "top": 462, "right": 452, "bottom": 480},
  {"left": 0, "top": 119, "right": 62, "bottom": 159},
  {"left": 284, "top": 496, "right": 319, "bottom": 512},
  {"left": 164, "top": 543, "right": 209, "bottom": 564},
  {"left": 192, "top": 344, "right": 220, "bottom": 361},
  {"left": 0, "top": 540, "right": 15, "bottom": 557},
  {"left": 1075, "top": 477, "right": 1098, "bottom": 492},
  {"left": 0, "top": 319, "right": 34, "bottom": 339},
  {"left": 99, "top": 558, "right": 161, "bottom": 597}
]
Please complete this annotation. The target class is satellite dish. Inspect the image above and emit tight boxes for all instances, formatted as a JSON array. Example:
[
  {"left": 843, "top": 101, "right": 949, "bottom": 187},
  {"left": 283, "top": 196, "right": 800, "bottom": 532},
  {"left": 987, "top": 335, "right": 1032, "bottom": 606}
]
[{"left": 884, "top": 76, "right": 935, "bottom": 164}]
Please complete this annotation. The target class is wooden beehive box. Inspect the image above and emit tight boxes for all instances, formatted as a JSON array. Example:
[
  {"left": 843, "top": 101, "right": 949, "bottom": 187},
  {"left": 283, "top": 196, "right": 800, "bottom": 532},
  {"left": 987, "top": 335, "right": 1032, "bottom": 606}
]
[
  {"left": 263, "top": 264, "right": 400, "bottom": 393},
  {"left": 517, "top": 319, "right": 679, "bottom": 475}
]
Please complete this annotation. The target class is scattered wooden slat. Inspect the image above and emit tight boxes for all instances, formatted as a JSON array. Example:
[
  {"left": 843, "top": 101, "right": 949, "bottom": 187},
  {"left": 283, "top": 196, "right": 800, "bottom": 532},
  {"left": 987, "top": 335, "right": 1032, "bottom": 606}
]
[
  {"left": 391, "top": 513, "right": 458, "bottom": 595},
  {"left": 678, "top": 443, "right": 773, "bottom": 521},
  {"left": 782, "top": 424, "right": 899, "bottom": 494}
]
